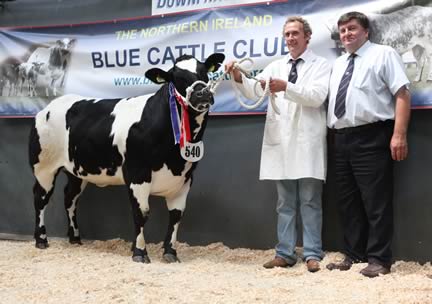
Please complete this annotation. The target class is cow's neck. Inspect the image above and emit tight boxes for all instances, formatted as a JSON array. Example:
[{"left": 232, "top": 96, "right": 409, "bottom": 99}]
[
  {"left": 174, "top": 102, "right": 208, "bottom": 144},
  {"left": 169, "top": 84, "right": 208, "bottom": 143},
  {"left": 188, "top": 110, "right": 208, "bottom": 142}
]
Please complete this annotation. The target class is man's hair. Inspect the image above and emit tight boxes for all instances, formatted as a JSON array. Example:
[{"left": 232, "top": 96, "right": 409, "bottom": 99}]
[
  {"left": 337, "top": 11, "right": 369, "bottom": 30},
  {"left": 283, "top": 16, "right": 312, "bottom": 37}
]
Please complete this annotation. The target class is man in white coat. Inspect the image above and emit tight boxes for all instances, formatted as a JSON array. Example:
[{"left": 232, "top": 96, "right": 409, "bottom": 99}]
[{"left": 225, "top": 16, "right": 331, "bottom": 272}]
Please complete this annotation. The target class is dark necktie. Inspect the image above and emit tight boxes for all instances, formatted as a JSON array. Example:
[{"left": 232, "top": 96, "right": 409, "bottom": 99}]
[
  {"left": 288, "top": 58, "right": 302, "bottom": 84},
  {"left": 334, "top": 54, "right": 356, "bottom": 119}
]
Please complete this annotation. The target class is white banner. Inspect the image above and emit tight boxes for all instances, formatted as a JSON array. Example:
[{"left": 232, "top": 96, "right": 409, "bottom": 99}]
[{"left": 1, "top": 0, "right": 431, "bottom": 117}]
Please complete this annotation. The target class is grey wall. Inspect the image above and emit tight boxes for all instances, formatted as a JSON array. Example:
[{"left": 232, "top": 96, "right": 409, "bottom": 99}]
[
  {"left": 1, "top": 1, "right": 431, "bottom": 263},
  {"left": 0, "top": 0, "right": 151, "bottom": 27}
]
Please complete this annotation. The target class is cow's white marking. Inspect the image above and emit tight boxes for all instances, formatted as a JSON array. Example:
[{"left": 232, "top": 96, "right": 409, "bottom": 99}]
[
  {"left": 176, "top": 58, "right": 198, "bottom": 74},
  {"left": 192, "top": 112, "right": 206, "bottom": 138},
  {"left": 36, "top": 95, "right": 83, "bottom": 173},
  {"left": 130, "top": 183, "right": 151, "bottom": 213},
  {"left": 39, "top": 207, "right": 46, "bottom": 227},
  {"left": 67, "top": 200, "right": 79, "bottom": 236},
  {"left": 166, "top": 181, "right": 189, "bottom": 211},
  {"left": 170, "top": 223, "right": 179, "bottom": 246},
  {"left": 66, "top": 181, "right": 87, "bottom": 237},
  {"left": 111, "top": 95, "right": 151, "bottom": 156},
  {"left": 33, "top": 164, "right": 57, "bottom": 195},
  {"left": 150, "top": 163, "right": 192, "bottom": 197},
  {"left": 136, "top": 227, "right": 145, "bottom": 250}
]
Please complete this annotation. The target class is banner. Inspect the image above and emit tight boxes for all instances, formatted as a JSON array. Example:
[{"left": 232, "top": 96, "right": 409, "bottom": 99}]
[
  {"left": 151, "top": 0, "right": 287, "bottom": 15},
  {"left": 0, "top": 0, "right": 431, "bottom": 117}
]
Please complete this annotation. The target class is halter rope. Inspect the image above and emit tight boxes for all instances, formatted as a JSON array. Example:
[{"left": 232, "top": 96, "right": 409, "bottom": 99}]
[{"left": 208, "top": 58, "right": 280, "bottom": 115}]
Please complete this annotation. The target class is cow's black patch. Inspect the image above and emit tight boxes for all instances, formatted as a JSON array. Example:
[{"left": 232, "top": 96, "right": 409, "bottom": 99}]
[
  {"left": 28, "top": 119, "right": 41, "bottom": 168},
  {"left": 122, "top": 86, "right": 173, "bottom": 184},
  {"left": 65, "top": 98, "right": 123, "bottom": 176}
]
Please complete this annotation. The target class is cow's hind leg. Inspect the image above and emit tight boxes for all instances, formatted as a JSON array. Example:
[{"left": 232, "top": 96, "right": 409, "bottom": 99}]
[
  {"left": 32, "top": 171, "right": 59, "bottom": 249},
  {"left": 30, "top": 121, "right": 59, "bottom": 249},
  {"left": 127, "top": 183, "right": 151, "bottom": 263},
  {"left": 64, "top": 172, "right": 88, "bottom": 244},
  {"left": 163, "top": 180, "right": 190, "bottom": 263}
]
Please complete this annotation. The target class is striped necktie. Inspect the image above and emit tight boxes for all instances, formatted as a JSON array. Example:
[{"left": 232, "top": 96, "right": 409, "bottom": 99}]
[
  {"left": 288, "top": 58, "right": 302, "bottom": 84},
  {"left": 334, "top": 53, "right": 356, "bottom": 119}
]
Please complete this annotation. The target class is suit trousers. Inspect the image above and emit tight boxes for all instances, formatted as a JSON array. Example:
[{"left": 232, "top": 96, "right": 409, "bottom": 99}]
[{"left": 330, "top": 120, "right": 394, "bottom": 268}]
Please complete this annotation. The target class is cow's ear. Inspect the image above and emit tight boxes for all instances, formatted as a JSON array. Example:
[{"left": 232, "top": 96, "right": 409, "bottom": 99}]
[
  {"left": 205, "top": 53, "right": 225, "bottom": 72},
  {"left": 145, "top": 68, "right": 171, "bottom": 84}
]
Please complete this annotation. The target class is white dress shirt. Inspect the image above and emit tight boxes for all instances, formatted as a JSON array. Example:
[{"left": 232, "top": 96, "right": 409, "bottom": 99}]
[
  {"left": 233, "top": 49, "right": 331, "bottom": 180},
  {"left": 327, "top": 40, "right": 410, "bottom": 129}
]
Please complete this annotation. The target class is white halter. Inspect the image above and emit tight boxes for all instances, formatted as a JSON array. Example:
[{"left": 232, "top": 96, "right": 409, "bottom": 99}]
[{"left": 208, "top": 58, "right": 280, "bottom": 115}]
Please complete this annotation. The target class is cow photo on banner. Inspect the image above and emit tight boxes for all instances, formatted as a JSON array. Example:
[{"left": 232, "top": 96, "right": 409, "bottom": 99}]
[{"left": 0, "top": 0, "right": 431, "bottom": 117}]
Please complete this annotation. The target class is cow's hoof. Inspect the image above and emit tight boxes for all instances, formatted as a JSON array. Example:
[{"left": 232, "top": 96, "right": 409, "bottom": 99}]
[
  {"left": 35, "top": 241, "right": 49, "bottom": 249},
  {"left": 132, "top": 255, "right": 151, "bottom": 264},
  {"left": 163, "top": 253, "right": 181, "bottom": 263},
  {"left": 69, "top": 237, "right": 82, "bottom": 245}
]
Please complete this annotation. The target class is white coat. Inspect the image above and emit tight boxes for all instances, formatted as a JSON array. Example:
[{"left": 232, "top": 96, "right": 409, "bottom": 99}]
[{"left": 235, "top": 49, "right": 331, "bottom": 180}]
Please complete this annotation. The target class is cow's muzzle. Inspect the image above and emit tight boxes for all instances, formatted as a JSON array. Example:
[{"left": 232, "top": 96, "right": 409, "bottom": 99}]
[{"left": 185, "top": 81, "right": 214, "bottom": 112}]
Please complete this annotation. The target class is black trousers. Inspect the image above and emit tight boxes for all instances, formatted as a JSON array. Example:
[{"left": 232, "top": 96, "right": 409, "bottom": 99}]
[{"left": 330, "top": 120, "right": 394, "bottom": 268}]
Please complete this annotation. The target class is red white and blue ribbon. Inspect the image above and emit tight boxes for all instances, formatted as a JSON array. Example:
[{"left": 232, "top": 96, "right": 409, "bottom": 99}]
[{"left": 169, "top": 82, "right": 191, "bottom": 148}]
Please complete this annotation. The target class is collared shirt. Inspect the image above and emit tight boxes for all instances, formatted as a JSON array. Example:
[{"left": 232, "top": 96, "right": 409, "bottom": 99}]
[{"left": 327, "top": 40, "right": 410, "bottom": 129}]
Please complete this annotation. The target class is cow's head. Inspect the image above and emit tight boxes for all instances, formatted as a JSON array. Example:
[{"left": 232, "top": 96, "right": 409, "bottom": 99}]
[
  {"left": 145, "top": 53, "right": 225, "bottom": 112},
  {"left": 56, "top": 38, "right": 76, "bottom": 52}
]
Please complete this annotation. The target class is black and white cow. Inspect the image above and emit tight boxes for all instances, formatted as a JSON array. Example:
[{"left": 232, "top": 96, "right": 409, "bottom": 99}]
[
  {"left": 17, "top": 62, "right": 43, "bottom": 97},
  {"left": 29, "top": 53, "right": 225, "bottom": 263},
  {"left": 0, "top": 62, "right": 20, "bottom": 96},
  {"left": 38, "top": 38, "right": 76, "bottom": 96},
  {"left": 329, "top": 6, "right": 432, "bottom": 82}
]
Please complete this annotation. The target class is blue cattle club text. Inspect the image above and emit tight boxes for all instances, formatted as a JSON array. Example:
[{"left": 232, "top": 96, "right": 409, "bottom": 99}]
[{"left": 91, "top": 38, "right": 288, "bottom": 68}]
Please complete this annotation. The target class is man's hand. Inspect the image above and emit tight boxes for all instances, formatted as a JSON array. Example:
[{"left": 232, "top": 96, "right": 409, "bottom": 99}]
[
  {"left": 224, "top": 60, "right": 242, "bottom": 83},
  {"left": 391, "top": 86, "right": 411, "bottom": 161},
  {"left": 260, "top": 78, "right": 287, "bottom": 93},
  {"left": 390, "top": 133, "right": 408, "bottom": 161}
]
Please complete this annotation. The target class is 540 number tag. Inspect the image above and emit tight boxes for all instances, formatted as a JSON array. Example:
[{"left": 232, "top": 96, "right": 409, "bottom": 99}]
[{"left": 181, "top": 141, "right": 204, "bottom": 162}]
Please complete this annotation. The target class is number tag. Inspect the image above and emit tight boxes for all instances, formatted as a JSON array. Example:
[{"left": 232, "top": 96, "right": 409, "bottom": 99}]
[{"left": 181, "top": 141, "right": 204, "bottom": 162}]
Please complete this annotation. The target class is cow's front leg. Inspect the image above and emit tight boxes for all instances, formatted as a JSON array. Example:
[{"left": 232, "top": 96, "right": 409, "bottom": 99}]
[
  {"left": 49, "top": 77, "right": 58, "bottom": 96},
  {"left": 128, "top": 182, "right": 151, "bottom": 263},
  {"left": 426, "top": 54, "right": 432, "bottom": 82},
  {"left": 163, "top": 180, "right": 190, "bottom": 263},
  {"left": 64, "top": 173, "right": 87, "bottom": 245},
  {"left": 411, "top": 45, "right": 425, "bottom": 82}
]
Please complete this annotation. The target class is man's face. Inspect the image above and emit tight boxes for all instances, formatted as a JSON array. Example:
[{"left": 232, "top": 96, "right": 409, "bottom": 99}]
[
  {"left": 338, "top": 18, "right": 368, "bottom": 53},
  {"left": 284, "top": 21, "right": 309, "bottom": 59}
]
